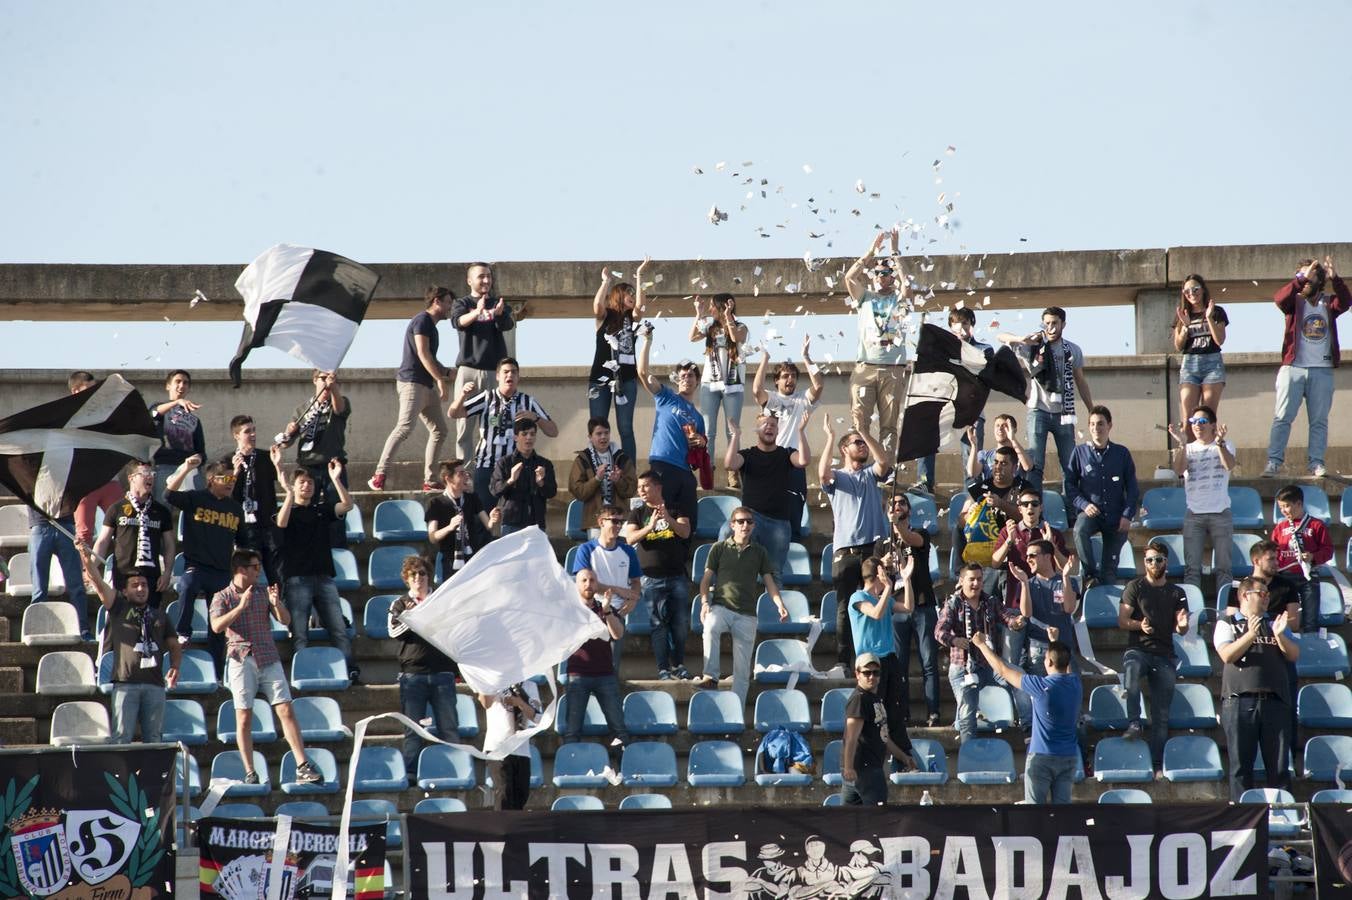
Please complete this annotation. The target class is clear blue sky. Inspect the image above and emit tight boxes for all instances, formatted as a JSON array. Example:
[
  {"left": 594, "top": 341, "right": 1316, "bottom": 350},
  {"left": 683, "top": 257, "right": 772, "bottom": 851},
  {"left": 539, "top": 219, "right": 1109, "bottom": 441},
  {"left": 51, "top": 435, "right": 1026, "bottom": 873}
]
[{"left": 2, "top": 0, "right": 1348, "bottom": 370}]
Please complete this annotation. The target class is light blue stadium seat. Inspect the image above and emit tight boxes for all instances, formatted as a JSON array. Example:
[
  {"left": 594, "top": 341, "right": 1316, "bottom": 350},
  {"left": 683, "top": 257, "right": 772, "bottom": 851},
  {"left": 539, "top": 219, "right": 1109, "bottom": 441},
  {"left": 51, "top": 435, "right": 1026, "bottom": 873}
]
[
  {"left": 1152, "top": 534, "right": 1187, "bottom": 578},
  {"left": 822, "top": 794, "right": 843, "bottom": 807},
  {"left": 169, "top": 553, "right": 187, "bottom": 591},
  {"left": 1240, "top": 788, "right": 1303, "bottom": 838},
  {"left": 1228, "top": 487, "right": 1265, "bottom": 530},
  {"left": 564, "top": 500, "right": 587, "bottom": 541},
  {"left": 818, "top": 592, "right": 837, "bottom": 634},
  {"left": 279, "top": 748, "right": 340, "bottom": 795},
  {"left": 176, "top": 755, "right": 202, "bottom": 799},
  {"left": 927, "top": 544, "right": 942, "bottom": 584},
  {"left": 210, "top": 750, "right": 270, "bottom": 797},
  {"left": 619, "top": 793, "right": 672, "bottom": 810},
  {"left": 372, "top": 499, "right": 426, "bottom": 542},
  {"left": 687, "top": 740, "right": 747, "bottom": 787},
  {"left": 819, "top": 543, "right": 833, "bottom": 582},
  {"left": 819, "top": 688, "right": 851, "bottom": 734},
  {"left": 1299, "top": 683, "right": 1352, "bottom": 728},
  {"left": 554, "top": 694, "right": 608, "bottom": 737},
  {"left": 1312, "top": 789, "right": 1352, "bottom": 805},
  {"left": 1087, "top": 685, "right": 1141, "bottom": 731},
  {"left": 362, "top": 595, "right": 397, "bottom": 639},
  {"left": 165, "top": 598, "right": 210, "bottom": 643},
  {"left": 211, "top": 802, "right": 266, "bottom": 820},
  {"left": 696, "top": 496, "right": 740, "bottom": 540},
  {"left": 552, "top": 795, "right": 604, "bottom": 811},
  {"left": 292, "top": 696, "right": 351, "bottom": 742},
  {"left": 1099, "top": 789, "right": 1152, "bottom": 804},
  {"left": 552, "top": 743, "right": 612, "bottom": 788},
  {"left": 782, "top": 543, "right": 812, "bottom": 586},
  {"left": 307, "top": 597, "right": 356, "bottom": 642},
  {"left": 620, "top": 742, "right": 679, "bottom": 787},
  {"left": 687, "top": 596, "right": 705, "bottom": 637},
  {"left": 161, "top": 699, "right": 207, "bottom": 746},
  {"left": 168, "top": 650, "right": 215, "bottom": 697},
  {"left": 1140, "top": 487, "right": 1186, "bottom": 531},
  {"left": 757, "top": 591, "right": 813, "bottom": 635},
  {"left": 755, "top": 752, "right": 813, "bottom": 787},
  {"left": 1304, "top": 735, "right": 1352, "bottom": 782},
  {"left": 906, "top": 492, "right": 939, "bottom": 535},
  {"left": 416, "top": 746, "right": 476, "bottom": 790},
  {"left": 1272, "top": 485, "right": 1331, "bottom": 524},
  {"left": 216, "top": 698, "right": 278, "bottom": 744},
  {"left": 1169, "top": 683, "right": 1218, "bottom": 728},
  {"left": 368, "top": 545, "right": 420, "bottom": 590},
  {"left": 344, "top": 506, "right": 365, "bottom": 543},
  {"left": 686, "top": 691, "right": 744, "bottom": 735},
  {"left": 891, "top": 738, "right": 949, "bottom": 785},
  {"left": 415, "top": 694, "right": 480, "bottom": 740},
  {"left": 331, "top": 549, "right": 360, "bottom": 590},
  {"left": 352, "top": 746, "right": 407, "bottom": 792},
  {"left": 625, "top": 593, "right": 654, "bottom": 637},
  {"left": 1221, "top": 534, "right": 1263, "bottom": 577},
  {"left": 1162, "top": 735, "right": 1224, "bottom": 783},
  {"left": 1172, "top": 634, "right": 1213, "bottom": 678},
  {"left": 752, "top": 688, "right": 811, "bottom": 733},
  {"left": 1342, "top": 492, "right": 1352, "bottom": 527},
  {"left": 1093, "top": 737, "right": 1154, "bottom": 783},
  {"left": 275, "top": 800, "right": 329, "bottom": 820},
  {"left": 1179, "top": 583, "right": 1208, "bottom": 622},
  {"left": 1090, "top": 535, "right": 1136, "bottom": 580},
  {"left": 1042, "top": 491, "right": 1069, "bottom": 530},
  {"left": 1314, "top": 580, "right": 1346, "bottom": 626},
  {"left": 414, "top": 797, "right": 468, "bottom": 814},
  {"left": 1252, "top": 744, "right": 1292, "bottom": 781},
  {"left": 96, "top": 652, "right": 114, "bottom": 696},
  {"left": 623, "top": 691, "right": 678, "bottom": 736},
  {"left": 975, "top": 686, "right": 1017, "bottom": 732},
  {"left": 691, "top": 543, "right": 713, "bottom": 583},
  {"left": 562, "top": 544, "right": 582, "bottom": 574},
  {"left": 290, "top": 646, "right": 350, "bottom": 691},
  {"left": 350, "top": 798, "right": 402, "bottom": 850},
  {"left": 753, "top": 640, "right": 812, "bottom": 684},
  {"left": 947, "top": 491, "right": 967, "bottom": 533},
  {"left": 1082, "top": 585, "right": 1124, "bottom": 628},
  {"left": 822, "top": 740, "right": 843, "bottom": 787},
  {"left": 1297, "top": 633, "right": 1350, "bottom": 678},
  {"left": 955, "top": 738, "right": 1016, "bottom": 785}
]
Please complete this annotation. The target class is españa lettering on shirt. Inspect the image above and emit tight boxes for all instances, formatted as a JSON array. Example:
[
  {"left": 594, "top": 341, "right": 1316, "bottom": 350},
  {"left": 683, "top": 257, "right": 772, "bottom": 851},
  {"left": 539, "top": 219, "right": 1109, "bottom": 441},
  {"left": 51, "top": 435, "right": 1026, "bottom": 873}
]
[{"left": 194, "top": 507, "right": 241, "bottom": 530}]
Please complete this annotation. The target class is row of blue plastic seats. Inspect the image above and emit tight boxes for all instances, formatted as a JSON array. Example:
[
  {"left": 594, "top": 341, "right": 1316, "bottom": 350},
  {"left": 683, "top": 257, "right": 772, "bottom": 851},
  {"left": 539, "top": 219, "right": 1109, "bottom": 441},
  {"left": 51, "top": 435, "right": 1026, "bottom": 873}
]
[
  {"left": 1139, "top": 484, "right": 1346, "bottom": 531},
  {"left": 1081, "top": 579, "right": 1347, "bottom": 630},
  {"left": 91, "top": 645, "right": 363, "bottom": 695}
]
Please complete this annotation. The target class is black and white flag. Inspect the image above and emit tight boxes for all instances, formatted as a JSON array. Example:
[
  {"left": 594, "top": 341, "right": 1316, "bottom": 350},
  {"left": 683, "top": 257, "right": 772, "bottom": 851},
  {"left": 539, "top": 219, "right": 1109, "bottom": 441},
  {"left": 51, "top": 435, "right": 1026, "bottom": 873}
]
[
  {"left": 897, "top": 323, "right": 1027, "bottom": 461},
  {"left": 228, "top": 244, "right": 380, "bottom": 387},
  {"left": 0, "top": 375, "right": 159, "bottom": 519}
]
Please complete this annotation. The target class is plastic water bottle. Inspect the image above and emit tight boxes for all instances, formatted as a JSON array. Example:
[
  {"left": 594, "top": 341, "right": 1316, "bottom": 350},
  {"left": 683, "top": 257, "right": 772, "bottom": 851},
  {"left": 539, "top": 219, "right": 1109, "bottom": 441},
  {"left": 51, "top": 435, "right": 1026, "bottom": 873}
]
[{"left": 919, "top": 790, "right": 934, "bottom": 806}]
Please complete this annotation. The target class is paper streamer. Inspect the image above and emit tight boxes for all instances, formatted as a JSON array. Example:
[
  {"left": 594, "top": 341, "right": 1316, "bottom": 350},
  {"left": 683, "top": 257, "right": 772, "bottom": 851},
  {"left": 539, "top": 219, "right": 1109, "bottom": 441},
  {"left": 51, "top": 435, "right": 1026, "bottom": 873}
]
[
  {"left": 265, "top": 814, "right": 292, "bottom": 900},
  {"left": 1073, "top": 618, "right": 1117, "bottom": 676}
]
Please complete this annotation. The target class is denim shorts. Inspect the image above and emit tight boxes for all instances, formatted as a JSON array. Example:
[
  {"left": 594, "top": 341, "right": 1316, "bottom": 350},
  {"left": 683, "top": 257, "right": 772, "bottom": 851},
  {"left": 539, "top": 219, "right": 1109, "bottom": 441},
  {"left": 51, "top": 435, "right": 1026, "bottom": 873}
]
[{"left": 1179, "top": 352, "right": 1225, "bottom": 385}]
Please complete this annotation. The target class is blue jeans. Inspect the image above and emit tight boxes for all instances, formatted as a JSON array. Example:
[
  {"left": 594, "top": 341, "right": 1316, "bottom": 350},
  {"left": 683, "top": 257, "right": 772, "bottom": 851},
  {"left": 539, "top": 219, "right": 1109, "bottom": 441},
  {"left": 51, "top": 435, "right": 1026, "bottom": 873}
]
[
  {"left": 1026, "top": 408, "right": 1077, "bottom": 484},
  {"left": 588, "top": 377, "right": 639, "bottom": 463},
  {"left": 1024, "top": 752, "right": 1076, "bottom": 804},
  {"left": 563, "top": 674, "right": 628, "bottom": 744},
  {"left": 1000, "top": 622, "right": 1032, "bottom": 725},
  {"left": 1073, "top": 514, "right": 1128, "bottom": 585},
  {"left": 28, "top": 518, "right": 89, "bottom": 633},
  {"left": 720, "top": 511, "right": 790, "bottom": 586},
  {"left": 1122, "top": 647, "right": 1176, "bottom": 768},
  {"left": 840, "top": 766, "right": 888, "bottom": 806},
  {"left": 917, "top": 416, "right": 983, "bottom": 491},
  {"left": 176, "top": 564, "right": 229, "bottom": 675},
  {"left": 111, "top": 682, "right": 166, "bottom": 743},
  {"left": 697, "top": 385, "right": 745, "bottom": 461},
  {"left": 398, "top": 671, "right": 459, "bottom": 772},
  {"left": 1268, "top": 364, "right": 1334, "bottom": 467},
  {"left": 893, "top": 604, "right": 939, "bottom": 720},
  {"left": 947, "top": 663, "right": 998, "bottom": 744},
  {"left": 644, "top": 575, "right": 690, "bottom": 672},
  {"left": 284, "top": 575, "right": 352, "bottom": 663},
  {"left": 472, "top": 466, "right": 496, "bottom": 513}
]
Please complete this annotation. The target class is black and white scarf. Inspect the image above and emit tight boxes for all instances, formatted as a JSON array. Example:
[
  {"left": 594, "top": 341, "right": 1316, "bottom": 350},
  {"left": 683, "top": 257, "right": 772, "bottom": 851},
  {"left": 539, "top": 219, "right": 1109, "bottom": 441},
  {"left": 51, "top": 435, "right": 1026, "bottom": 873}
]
[
  {"left": 239, "top": 450, "right": 257, "bottom": 522},
  {"left": 443, "top": 492, "right": 472, "bottom": 573},
  {"left": 297, "top": 397, "right": 332, "bottom": 452},
  {"left": 588, "top": 446, "right": 615, "bottom": 507},
  {"left": 1032, "top": 339, "right": 1076, "bottom": 425},
  {"left": 128, "top": 493, "right": 155, "bottom": 569}
]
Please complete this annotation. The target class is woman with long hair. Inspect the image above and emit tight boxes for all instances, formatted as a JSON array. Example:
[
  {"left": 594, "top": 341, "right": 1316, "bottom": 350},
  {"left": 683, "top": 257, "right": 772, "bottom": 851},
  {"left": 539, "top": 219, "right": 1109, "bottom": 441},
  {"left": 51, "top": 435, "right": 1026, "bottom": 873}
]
[
  {"left": 588, "top": 257, "right": 649, "bottom": 460},
  {"left": 689, "top": 293, "right": 748, "bottom": 488},
  {"left": 1172, "top": 273, "right": 1228, "bottom": 436}
]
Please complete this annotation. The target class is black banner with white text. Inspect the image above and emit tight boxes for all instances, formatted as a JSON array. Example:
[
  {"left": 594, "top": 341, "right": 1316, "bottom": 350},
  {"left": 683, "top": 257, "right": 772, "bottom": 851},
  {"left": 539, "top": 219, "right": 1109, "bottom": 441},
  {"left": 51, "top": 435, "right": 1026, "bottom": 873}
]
[
  {"left": 407, "top": 803, "right": 1269, "bottom": 899},
  {"left": 1312, "top": 803, "right": 1352, "bottom": 896}
]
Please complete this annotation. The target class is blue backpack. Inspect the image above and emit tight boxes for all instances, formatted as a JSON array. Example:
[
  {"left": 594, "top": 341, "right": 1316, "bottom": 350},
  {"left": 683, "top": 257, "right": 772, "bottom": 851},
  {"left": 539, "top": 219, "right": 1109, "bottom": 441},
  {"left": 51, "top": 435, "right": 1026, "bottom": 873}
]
[{"left": 757, "top": 727, "right": 814, "bottom": 775}]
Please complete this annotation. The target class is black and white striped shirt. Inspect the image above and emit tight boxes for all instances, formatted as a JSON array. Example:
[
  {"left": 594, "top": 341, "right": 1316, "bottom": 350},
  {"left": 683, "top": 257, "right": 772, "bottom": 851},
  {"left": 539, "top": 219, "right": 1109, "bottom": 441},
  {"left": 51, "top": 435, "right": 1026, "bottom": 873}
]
[{"left": 464, "top": 389, "right": 551, "bottom": 470}]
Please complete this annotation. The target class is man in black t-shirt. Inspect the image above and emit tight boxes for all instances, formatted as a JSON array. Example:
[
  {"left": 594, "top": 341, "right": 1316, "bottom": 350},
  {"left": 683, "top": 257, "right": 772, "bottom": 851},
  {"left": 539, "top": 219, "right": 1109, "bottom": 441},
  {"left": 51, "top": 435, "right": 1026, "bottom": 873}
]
[
  {"left": 93, "top": 461, "right": 175, "bottom": 594},
  {"left": 388, "top": 556, "right": 461, "bottom": 776},
  {"left": 277, "top": 459, "right": 357, "bottom": 682},
  {"left": 724, "top": 411, "right": 812, "bottom": 586},
  {"left": 622, "top": 470, "right": 693, "bottom": 680},
  {"left": 875, "top": 493, "right": 940, "bottom": 726},
  {"left": 1117, "top": 539, "right": 1191, "bottom": 771},
  {"left": 220, "top": 415, "right": 281, "bottom": 586},
  {"left": 425, "top": 459, "right": 499, "bottom": 576},
  {"left": 450, "top": 263, "right": 516, "bottom": 461},
  {"left": 489, "top": 419, "right": 556, "bottom": 533},
  {"left": 841, "top": 652, "right": 914, "bottom": 806}
]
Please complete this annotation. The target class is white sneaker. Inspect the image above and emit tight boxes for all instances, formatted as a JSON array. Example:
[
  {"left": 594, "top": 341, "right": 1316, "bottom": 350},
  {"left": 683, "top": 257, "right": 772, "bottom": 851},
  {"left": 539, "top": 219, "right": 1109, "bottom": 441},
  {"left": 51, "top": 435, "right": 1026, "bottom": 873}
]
[
  {"left": 1261, "top": 461, "right": 1281, "bottom": 478},
  {"left": 1310, "top": 463, "right": 1328, "bottom": 477}
]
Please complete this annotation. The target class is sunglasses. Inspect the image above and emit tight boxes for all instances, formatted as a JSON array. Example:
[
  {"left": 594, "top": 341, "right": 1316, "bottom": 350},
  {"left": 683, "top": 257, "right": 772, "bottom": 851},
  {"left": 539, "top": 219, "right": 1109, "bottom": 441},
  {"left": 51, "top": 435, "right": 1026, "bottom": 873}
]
[
  {"left": 732, "top": 519, "right": 754, "bottom": 526},
  {"left": 1188, "top": 417, "right": 1211, "bottom": 426},
  {"left": 1025, "top": 552, "right": 1041, "bottom": 559},
  {"left": 1244, "top": 589, "right": 1270, "bottom": 597},
  {"left": 847, "top": 439, "right": 867, "bottom": 448},
  {"left": 1144, "top": 556, "right": 1168, "bottom": 564},
  {"left": 1183, "top": 286, "right": 1204, "bottom": 295},
  {"left": 856, "top": 668, "right": 881, "bottom": 677},
  {"left": 213, "top": 475, "right": 237, "bottom": 485},
  {"left": 1018, "top": 500, "right": 1041, "bottom": 507}
]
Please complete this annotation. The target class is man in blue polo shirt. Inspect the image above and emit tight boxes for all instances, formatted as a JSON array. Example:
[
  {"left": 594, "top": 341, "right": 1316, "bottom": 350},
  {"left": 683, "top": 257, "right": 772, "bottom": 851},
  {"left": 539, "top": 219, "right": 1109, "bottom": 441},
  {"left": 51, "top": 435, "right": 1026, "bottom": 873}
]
[{"left": 637, "top": 327, "right": 706, "bottom": 535}]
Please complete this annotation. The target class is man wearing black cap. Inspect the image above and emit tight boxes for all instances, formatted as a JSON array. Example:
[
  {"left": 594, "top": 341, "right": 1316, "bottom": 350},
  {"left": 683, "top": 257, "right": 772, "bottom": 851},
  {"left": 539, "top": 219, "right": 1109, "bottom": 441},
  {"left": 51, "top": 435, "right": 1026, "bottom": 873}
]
[{"left": 841, "top": 651, "right": 914, "bottom": 806}]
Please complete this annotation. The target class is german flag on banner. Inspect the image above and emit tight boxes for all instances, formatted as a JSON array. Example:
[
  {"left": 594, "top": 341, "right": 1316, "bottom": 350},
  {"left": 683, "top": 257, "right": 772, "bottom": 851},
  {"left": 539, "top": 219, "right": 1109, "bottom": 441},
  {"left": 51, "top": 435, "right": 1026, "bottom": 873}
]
[{"left": 196, "top": 815, "right": 386, "bottom": 898}]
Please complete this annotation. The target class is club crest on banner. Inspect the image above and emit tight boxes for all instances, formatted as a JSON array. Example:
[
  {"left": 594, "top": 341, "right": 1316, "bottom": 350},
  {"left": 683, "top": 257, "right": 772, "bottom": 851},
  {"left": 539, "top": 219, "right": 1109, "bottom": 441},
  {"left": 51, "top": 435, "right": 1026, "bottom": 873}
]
[
  {"left": 9, "top": 809, "right": 69, "bottom": 898},
  {"left": 65, "top": 810, "right": 140, "bottom": 886}
]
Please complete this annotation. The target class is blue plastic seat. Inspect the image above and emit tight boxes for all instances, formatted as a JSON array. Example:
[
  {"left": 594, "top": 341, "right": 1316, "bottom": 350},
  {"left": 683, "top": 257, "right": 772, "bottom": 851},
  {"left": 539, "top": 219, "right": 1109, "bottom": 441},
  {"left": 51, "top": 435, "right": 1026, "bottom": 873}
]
[
  {"left": 822, "top": 794, "right": 843, "bottom": 807},
  {"left": 165, "top": 598, "right": 210, "bottom": 643},
  {"left": 891, "top": 738, "right": 949, "bottom": 785},
  {"left": 361, "top": 595, "right": 397, "bottom": 640},
  {"left": 344, "top": 506, "right": 365, "bottom": 543},
  {"left": 781, "top": 543, "right": 812, "bottom": 586},
  {"left": 1151, "top": 534, "right": 1187, "bottom": 578},
  {"left": 975, "top": 686, "right": 1017, "bottom": 732},
  {"left": 331, "top": 549, "right": 360, "bottom": 590},
  {"left": 418, "top": 693, "right": 480, "bottom": 740},
  {"left": 1297, "top": 633, "right": 1350, "bottom": 678},
  {"left": 955, "top": 738, "right": 1016, "bottom": 785},
  {"left": 551, "top": 795, "right": 604, "bottom": 811},
  {"left": 1172, "top": 634, "right": 1213, "bottom": 678},
  {"left": 552, "top": 743, "right": 613, "bottom": 788},
  {"left": 306, "top": 597, "right": 356, "bottom": 642},
  {"left": 686, "top": 691, "right": 745, "bottom": 735},
  {"left": 757, "top": 591, "right": 813, "bottom": 635},
  {"left": 372, "top": 500, "right": 427, "bottom": 542},
  {"left": 1312, "top": 789, "right": 1352, "bottom": 805},
  {"left": 1168, "top": 683, "right": 1217, "bottom": 728},
  {"left": 562, "top": 544, "right": 582, "bottom": 574},
  {"left": 687, "top": 740, "right": 747, "bottom": 787},
  {"left": 623, "top": 691, "right": 678, "bottom": 736},
  {"left": 1299, "top": 683, "right": 1352, "bottom": 728},
  {"left": 292, "top": 696, "right": 352, "bottom": 742},
  {"left": 169, "top": 553, "right": 187, "bottom": 591},
  {"left": 901, "top": 492, "right": 937, "bottom": 535},
  {"left": 554, "top": 694, "right": 609, "bottom": 736},
  {"left": 1314, "top": 580, "right": 1346, "bottom": 626},
  {"left": 290, "top": 646, "right": 350, "bottom": 691},
  {"left": 690, "top": 543, "right": 713, "bottom": 582},
  {"left": 1240, "top": 788, "right": 1303, "bottom": 837},
  {"left": 416, "top": 746, "right": 477, "bottom": 790},
  {"left": 564, "top": 500, "right": 587, "bottom": 541},
  {"left": 624, "top": 593, "right": 654, "bottom": 637},
  {"left": 818, "top": 592, "right": 837, "bottom": 633},
  {"left": 210, "top": 750, "right": 271, "bottom": 797},
  {"left": 279, "top": 748, "right": 340, "bottom": 795},
  {"left": 414, "top": 797, "right": 468, "bottom": 814},
  {"left": 822, "top": 740, "right": 843, "bottom": 786},
  {"left": 275, "top": 800, "right": 329, "bottom": 820},
  {"left": 216, "top": 698, "right": 278, "bottom": 744},
  {"left": 752, "top": 689, "right": 811, "bottom": 733},
  {"left": 819, "top": 543, "right": 833, "bottom": 582},
  {"left": 946, "top": 492, "right": 967, "bottom": 533},
  {"left": 350, "top": 798, "right": 402, "bottom": 850},
  {"left": 753, "top": 640, "right": 812, "bottom": 684},
  {"left": 1090, "top": 535, "right": 1136, "bottom": 580},
  {"left": 161, "top": 699, "right": 208, "bottom": 746},
  {"left": 1220, "top": 534, "right": 1262, "bottom": 577},
  {"left": 1093, "top": 737, "right": 1154, "bottom": 783},
  {"left": 212, "top": 803, "right": 266, "bottom": 820},
  {"left": 756, "top": 753, "right": 813, "bottom": 787},
  {"left": 1272, "top": 485, "right": 1331, "bottom": 524},
  {"left": 819, "top": 688, "right": 851, "bottom": 734},
  {"left": 696, "top": 496, "right": 740, "bottom": 540},
  {"left": 1228, "top": 487, "right": 1265, "bottom": 530},
  {"left": 352, "top": 746, "right": 407, "bottom": 792},
  {"left": 96, "top": 652, "right": 114, "bottom": 696},
  {"left": 177, "top": 755, "right": 202, "bottom": 798},
  {"left": 1162, "top": 735, "right": 1224, "bottom": 783},
  {"left": 1179, "top": 583, "right": 1208, "bottom": 621},
  {"left": 927, "top": 544, "right": 942, "bottom": 584},
  {"left": 1140, "top": 488, "right": 1186, "bottom": 530},
  {"left": 1082, "top": 585, "right": 1124, "bottom": 628},
  {"left": 619, "top": 793, "right": 672, "bottom": 810},
  {"left": 1099, "top": 789, "right": 1152, "bottom": 804},
  {"left": 1342, "top": 492, "right": 1352, "bottom": 527},
  {"left": 1041, "top": 491, "right": 1069, "bottom": 530},
  {"left": 620, "top": 742, "right": 679, "bottom": 787},
  {"left": 1304, "top": 735, "right": 1352, "bottom": 782},
  {"left": 1088, "top": 685, "right": 1140, "bottom": 731},
  {"left": 368, "top": 546, "right": 420, "bottom": 590}
]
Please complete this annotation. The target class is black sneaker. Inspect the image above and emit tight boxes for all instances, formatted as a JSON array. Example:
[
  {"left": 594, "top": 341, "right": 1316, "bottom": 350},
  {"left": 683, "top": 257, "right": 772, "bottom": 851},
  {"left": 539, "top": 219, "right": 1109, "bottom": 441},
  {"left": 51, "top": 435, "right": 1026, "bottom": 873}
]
[
  {"left": 295, "top": 760, "right": 323, "bottom": 784},
  {"left": 243, "top": 770, "right": 260, "bottom": 785}
]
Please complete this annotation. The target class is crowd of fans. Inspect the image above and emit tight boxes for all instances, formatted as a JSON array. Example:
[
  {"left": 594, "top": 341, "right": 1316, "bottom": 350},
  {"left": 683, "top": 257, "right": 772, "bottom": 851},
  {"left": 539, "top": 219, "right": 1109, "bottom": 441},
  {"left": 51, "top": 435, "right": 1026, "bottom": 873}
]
[{"left": 15, "top": 246, "right": 1348, "bottom": 808}]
